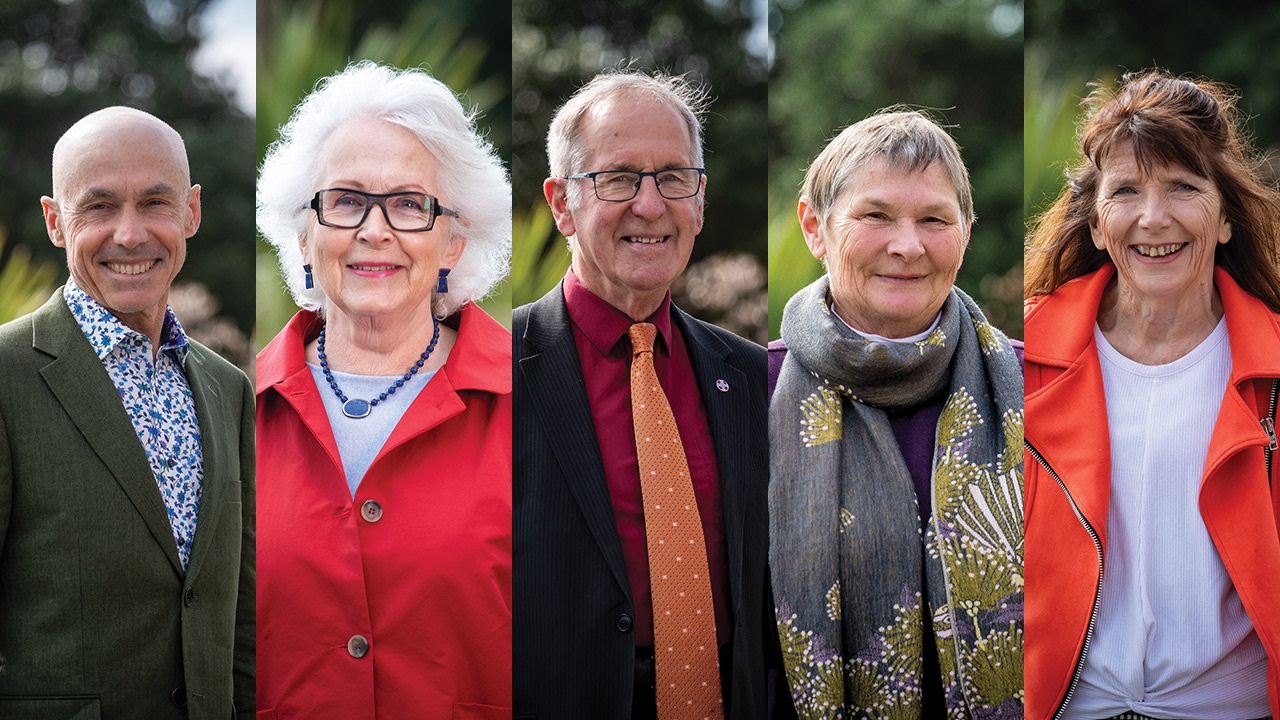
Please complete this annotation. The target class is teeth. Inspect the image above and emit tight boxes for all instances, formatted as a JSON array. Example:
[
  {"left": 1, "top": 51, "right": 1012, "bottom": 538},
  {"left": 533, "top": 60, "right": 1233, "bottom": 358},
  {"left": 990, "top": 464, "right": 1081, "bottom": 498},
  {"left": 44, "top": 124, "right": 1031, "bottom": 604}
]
[
  {"left": 1134, "top": 243, "right": 1185, "bottom": 257},
  {"left": 627, "top": 236, "right": 664, "bottom": 244},
  {"left": 106, "top": 260, "right": 156, "bottom": 275},
  {"left": 351, "top": 264, "right": 396, "bottom": 271}
]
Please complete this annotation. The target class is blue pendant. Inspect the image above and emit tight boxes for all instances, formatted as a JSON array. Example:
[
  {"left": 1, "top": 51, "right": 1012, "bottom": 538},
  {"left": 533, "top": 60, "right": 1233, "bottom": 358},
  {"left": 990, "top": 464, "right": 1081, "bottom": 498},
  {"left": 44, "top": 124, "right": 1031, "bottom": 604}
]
[{"left": 342, "top": 398, "right": 371, "bottom": 419}]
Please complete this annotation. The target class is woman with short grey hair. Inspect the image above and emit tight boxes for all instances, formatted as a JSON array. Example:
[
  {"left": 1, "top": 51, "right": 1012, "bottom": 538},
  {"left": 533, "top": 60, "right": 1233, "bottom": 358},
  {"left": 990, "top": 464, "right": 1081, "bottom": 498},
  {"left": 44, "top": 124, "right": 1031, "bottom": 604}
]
[{"left": 769, "top": 109, "right": 1024, "bottom": 717}]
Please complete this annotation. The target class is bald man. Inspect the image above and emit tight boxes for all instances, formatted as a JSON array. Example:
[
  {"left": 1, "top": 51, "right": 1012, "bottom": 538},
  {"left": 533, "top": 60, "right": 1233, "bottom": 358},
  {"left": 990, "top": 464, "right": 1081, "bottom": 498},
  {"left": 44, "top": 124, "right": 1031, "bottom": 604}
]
[{"left": 0, "top": 107, "right": 254, "bottom": 718}]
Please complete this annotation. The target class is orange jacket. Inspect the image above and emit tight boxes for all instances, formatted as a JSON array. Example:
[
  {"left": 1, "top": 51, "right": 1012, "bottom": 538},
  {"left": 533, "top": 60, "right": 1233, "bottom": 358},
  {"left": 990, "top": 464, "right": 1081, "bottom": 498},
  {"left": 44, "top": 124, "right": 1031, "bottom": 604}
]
[{"left": 1024, "top": 265, "right": 1280, "bottom": 720}]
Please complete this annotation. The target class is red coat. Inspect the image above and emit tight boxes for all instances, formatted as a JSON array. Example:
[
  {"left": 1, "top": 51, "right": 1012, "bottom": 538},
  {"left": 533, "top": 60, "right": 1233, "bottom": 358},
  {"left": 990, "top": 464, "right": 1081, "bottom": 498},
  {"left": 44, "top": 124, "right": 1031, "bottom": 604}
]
[
  {"left": 1024, "top": 265, "right": 1280, "bottom": 720},
  {"left": 255, "top": 304, "right": 512, "bottom": 719}
]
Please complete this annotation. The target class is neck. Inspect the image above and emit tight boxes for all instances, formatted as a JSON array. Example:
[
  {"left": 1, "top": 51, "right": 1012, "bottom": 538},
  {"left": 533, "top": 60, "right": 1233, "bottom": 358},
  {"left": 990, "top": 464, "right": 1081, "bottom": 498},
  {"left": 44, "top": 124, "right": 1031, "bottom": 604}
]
[
  {"left": 570, "top": 263, "right": 667, "bottom": 321},
  {"left": 115, "top": 308, "right": 167, "bottom": 360},
  {"left": 311, "top": 306, "right": 453, "bottom": 375},
  {"left": 596, "top": 287, "right": 666, "bottom": 322},
  {"left": 1097, "top": 279, "right": 1224, "bottom": 364}
]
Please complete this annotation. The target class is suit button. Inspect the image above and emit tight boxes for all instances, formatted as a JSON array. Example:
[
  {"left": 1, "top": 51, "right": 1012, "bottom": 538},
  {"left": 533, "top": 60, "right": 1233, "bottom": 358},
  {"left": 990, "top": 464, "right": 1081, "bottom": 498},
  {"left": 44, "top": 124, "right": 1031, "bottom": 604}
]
[
  {"left": 183, "top": 587, "right": 195, "bottom": 607},
  {"left": 170, "top": 687, "right": 187, "bottom": 706},
  {"left": 360, "top": 500, "right": 383, "bottom": 523},
  {"left": 347, "top": 634, "right": 370, "bottom": 658},
  {"left": 616, "top": 613, "right": 633, "bottom": 632}
]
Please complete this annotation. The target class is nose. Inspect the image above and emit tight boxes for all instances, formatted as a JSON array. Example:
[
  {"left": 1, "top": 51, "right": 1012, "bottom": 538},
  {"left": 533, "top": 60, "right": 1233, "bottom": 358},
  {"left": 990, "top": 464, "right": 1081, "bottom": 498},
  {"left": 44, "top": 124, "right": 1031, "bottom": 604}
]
[
  {"left": 1137, "top": 192, "right": 1172, "bottom": 231},
  {"left": 885, "top": 221, "right": 926, "bottom": 262},
  {"left": 628, "top": 175, "right": 666, "bottom": 220},
  {"left": 357, "top": 200, "right": 396, "bottom": 243},
  {"left": 114, "top": 206, "right": 148, "bottom": 247}
]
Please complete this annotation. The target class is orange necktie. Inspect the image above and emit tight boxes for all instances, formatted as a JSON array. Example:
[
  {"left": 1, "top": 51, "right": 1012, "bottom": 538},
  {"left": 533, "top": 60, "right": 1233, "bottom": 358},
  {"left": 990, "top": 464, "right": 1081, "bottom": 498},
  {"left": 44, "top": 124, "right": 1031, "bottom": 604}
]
[{"left": 628, "top": 322, "right": 724, "bottom": 719}]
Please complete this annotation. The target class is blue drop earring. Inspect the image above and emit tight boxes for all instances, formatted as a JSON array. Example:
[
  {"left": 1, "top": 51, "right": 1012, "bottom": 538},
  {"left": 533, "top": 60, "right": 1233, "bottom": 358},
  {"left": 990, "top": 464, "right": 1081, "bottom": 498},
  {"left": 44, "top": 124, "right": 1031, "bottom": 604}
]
[
  {"left": 436, "top": 268, "right": 450, "bottom": 294},
  {"left": 303, "top": 264, "right": 314, "bottom": 290}
]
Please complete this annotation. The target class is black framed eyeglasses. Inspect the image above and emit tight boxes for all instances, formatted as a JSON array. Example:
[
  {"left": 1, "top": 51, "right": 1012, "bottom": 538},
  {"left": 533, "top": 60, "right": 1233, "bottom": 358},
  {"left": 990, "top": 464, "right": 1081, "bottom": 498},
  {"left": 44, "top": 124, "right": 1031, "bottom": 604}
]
[
  {"left": 565, "top": 168, "right": 705, "bottom": 202},
  {"left": 308, "top": 188, "right": 459, "bottom": 232}
]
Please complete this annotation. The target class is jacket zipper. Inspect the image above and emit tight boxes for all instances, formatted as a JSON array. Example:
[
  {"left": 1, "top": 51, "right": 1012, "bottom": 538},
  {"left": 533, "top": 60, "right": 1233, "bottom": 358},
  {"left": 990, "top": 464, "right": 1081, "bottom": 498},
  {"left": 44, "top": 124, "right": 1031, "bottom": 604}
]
[
  {"left": 1263, "top": 379, "right": 1278, "bottom": 479},
  {"left": 1025, "top": 440, "right": 1104, "bottom": 720}
]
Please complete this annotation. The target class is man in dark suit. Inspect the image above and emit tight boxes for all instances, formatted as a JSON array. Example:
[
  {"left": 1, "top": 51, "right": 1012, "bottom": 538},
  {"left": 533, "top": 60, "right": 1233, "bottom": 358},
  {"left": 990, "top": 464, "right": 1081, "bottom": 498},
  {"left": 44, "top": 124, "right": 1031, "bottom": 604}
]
[
  {"left": 0, "top": 107, "right": 253, "bottom": 718},
  {"left": 513, "top": 71, "right": 777, "bottom": 719}
]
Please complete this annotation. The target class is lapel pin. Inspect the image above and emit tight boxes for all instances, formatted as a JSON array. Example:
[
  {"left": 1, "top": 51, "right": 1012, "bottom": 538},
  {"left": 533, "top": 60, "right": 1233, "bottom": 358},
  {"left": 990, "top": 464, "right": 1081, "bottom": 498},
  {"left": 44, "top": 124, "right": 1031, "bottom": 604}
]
[{"left": 715, "top": 379, "right": 729, "bottom": 393}]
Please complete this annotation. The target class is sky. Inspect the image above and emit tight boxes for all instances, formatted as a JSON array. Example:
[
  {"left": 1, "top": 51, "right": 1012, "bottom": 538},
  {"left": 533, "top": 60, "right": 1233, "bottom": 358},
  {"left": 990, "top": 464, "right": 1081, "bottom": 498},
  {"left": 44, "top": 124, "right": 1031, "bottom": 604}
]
[{"left": 191, "top": 0, "right": 254, "bottom": 115}]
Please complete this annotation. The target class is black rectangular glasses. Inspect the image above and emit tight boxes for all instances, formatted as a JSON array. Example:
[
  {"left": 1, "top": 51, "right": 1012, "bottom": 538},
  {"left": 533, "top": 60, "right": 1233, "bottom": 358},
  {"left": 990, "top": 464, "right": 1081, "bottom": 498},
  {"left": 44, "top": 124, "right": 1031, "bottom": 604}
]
[
  {"left": 566, "top": 168, "right": 705, "bottom": 202},
  {"left": 308, "top": 188, "right": 459, "bottom": 232}
]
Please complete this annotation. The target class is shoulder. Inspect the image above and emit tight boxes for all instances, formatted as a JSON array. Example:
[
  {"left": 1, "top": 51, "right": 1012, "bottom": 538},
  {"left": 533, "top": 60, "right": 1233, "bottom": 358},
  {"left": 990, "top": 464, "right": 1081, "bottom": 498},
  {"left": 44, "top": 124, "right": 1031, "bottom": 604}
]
[
  {"left": 458, "top": 303, "right": 512, "bottom": 355},
  {"left": 767, "top": 338, "right": 787, "bottom": 363},
  {"left": 188, "top": 338, "right": 246, "bottom": 376},
  {"left": 513, "top": 284, "right": 568, "bottom": 356},
  {"left": 0, "top": 311, "right": 37, "bottom": 356},
  {"left": 449, "top": 303, "right": 512, "bottom": 395},
  {"left": 0, "top": 292, "right": 68, "bottom": 366},
  {"left": 187, "top": 339, "right": 253, "bottom": 400},
  {"left": 767, "top": 339, "right": 787, "bottom": 398},
  {"left": 677, "top": 309, "right": 765, "bottom": 363}
]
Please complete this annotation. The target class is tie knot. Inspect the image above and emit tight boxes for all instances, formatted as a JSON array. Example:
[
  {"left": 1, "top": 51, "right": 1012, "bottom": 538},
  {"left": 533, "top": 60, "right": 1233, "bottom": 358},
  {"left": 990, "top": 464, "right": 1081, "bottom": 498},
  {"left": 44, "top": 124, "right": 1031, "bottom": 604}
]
[{"left": 628, "top": 322, "right": 658, "bottom": 355}]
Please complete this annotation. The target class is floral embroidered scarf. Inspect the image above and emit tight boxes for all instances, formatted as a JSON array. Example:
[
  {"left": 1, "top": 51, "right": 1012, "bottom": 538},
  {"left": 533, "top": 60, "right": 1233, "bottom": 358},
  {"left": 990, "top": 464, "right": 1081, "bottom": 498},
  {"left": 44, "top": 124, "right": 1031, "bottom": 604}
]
[{"left": 770, "top": 276, "right": 1024, "bottom": 719}]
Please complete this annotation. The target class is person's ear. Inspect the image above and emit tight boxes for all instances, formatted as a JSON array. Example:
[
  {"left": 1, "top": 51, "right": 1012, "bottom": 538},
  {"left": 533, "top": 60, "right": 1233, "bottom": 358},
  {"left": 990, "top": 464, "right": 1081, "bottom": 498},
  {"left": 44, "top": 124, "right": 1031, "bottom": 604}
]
[
  {"left": 544, "top": 177, "right": 577, "bottom": 239},
  {"left": 798, "top": 196, "right": 827, "bottom": 261},
  {"left": 41, "top": 196, "right": 65, "bottom": 247}
]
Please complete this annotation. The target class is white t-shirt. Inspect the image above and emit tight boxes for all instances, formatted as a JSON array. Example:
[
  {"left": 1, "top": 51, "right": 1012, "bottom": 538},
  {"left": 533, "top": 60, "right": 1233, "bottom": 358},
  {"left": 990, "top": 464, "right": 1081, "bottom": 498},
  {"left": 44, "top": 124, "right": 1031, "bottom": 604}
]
[{"left": 1064, "top": 319, "right": 1269, "bottom": 719}]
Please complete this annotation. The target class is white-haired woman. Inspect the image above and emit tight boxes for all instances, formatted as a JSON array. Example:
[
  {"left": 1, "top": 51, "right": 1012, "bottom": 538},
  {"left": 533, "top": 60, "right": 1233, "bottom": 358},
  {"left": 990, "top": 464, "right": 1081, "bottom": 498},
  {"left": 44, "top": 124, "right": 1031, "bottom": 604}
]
[{"left": 255, "top": 61, "right": 512, "bottom": 718}]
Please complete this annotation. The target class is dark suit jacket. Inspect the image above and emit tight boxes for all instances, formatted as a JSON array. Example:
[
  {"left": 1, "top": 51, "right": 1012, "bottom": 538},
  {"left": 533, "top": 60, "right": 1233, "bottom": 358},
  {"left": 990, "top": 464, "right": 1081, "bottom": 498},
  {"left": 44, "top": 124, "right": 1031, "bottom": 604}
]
[
  {"left": 0, "top": 290, "right": 254, "bottom": 719},
  {"left": 513, "top": 284, "right": 773, "bottom": 719}
]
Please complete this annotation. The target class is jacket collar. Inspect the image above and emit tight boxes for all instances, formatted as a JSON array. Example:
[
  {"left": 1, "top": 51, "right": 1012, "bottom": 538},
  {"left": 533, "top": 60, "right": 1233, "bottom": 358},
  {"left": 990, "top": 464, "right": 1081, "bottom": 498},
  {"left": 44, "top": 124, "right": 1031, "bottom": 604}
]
[
  {"left": 256, "top": 302, "right": 512, "bottom": 398},
  {"left": 31, "top": 289, "right": 206, "bottom": 578},
  {"left": 1023, "top": 264, "right": 1112, "bottom": 370},
  {"left": 1025, "top": 264, "right": 1280, "bottom": 381}
]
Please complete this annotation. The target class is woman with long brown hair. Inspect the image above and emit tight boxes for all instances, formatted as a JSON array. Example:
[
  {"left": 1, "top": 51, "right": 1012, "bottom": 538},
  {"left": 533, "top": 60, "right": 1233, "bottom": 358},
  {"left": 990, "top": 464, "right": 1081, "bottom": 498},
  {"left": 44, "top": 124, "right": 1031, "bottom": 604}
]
[{"left": 1024, "top": 70, "right": 1280, "bottom": 720}]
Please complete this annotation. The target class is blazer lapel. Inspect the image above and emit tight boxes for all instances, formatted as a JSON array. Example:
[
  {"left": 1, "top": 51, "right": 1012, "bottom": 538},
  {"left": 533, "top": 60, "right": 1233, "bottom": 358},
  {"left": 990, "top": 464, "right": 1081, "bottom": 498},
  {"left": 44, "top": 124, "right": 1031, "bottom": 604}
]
[
  {"left": 519, "top": 288, "right": 631, "bottom": 597},
  {"left": 675, "top": 309, "right": 750, "bottom": 615},
  {"left": 183, "top": 346, "right": 228, "bottom": 581},
  {"left": 32, "top": 294, "right": 184, "bottom": 576}
]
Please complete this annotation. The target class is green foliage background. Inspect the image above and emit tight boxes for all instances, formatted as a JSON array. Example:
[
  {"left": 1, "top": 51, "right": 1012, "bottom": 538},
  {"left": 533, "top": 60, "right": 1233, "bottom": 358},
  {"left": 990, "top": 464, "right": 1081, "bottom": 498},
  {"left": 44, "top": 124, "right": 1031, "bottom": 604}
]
[
  {"left": 254, "top": 0, "right": 513, "bottom": 346},
  {"left": 768, "top": 0, "right": 1026, "bottom": 341},
  {"left": 0, "top": 0, "right": 254, "bottom": 353}
]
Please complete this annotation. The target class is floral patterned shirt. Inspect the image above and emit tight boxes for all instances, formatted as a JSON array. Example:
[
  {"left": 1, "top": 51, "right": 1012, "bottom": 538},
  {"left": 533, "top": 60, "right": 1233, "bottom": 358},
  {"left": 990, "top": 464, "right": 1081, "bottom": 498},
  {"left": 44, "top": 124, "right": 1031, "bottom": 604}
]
[{"left": 64, "top": 280, "right": 204, "bottom": 571}]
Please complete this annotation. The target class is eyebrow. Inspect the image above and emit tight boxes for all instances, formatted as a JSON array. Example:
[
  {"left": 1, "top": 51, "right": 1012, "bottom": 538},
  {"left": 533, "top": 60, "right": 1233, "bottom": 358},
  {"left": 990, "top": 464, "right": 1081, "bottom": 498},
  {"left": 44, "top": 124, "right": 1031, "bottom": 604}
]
[
  {"left": 600, "top": 163, "right": 692, "bottom": 172},
  {"left": 75, "top": 183, "right": 181, "bottom": 205},
  {"left": 857, "top": 197, "right": 960, "bottom": 216},
  {"left": 75, "top": 187, "right": 118, "bottom": 205},
  {"left": 326, "top": 181, "right": 427, "bottom": 193}
]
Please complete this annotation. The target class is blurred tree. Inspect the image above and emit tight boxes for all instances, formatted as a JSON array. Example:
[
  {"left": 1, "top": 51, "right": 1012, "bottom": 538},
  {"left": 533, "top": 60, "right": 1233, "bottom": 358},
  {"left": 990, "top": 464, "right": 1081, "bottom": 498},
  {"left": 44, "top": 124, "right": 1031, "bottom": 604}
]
[
  {"left": 768, "top": 0, "right": 1025, "bottom": 340},
  {"left": 254, "top": 0, "right": 513, "bottom": 345},
  {"left": 0, "top": 0, "right": 256, "bottom": 348},
  {"left": 1026, "top": 1, "right": 1280, "bottom": 218}
]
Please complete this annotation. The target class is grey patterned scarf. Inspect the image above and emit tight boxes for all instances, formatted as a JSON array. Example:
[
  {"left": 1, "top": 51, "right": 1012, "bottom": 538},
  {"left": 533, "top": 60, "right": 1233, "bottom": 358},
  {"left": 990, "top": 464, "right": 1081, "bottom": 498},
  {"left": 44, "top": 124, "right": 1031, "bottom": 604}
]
[{"left": 770, "top": 276, "right": 1024, "bottom": 719}]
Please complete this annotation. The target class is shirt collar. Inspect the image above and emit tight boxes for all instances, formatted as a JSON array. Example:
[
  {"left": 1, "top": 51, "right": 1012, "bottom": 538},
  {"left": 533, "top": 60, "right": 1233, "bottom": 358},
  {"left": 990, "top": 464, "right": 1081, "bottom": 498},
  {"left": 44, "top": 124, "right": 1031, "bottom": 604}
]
[
  {"left": 563, "top": 266, "right": 674, "bottom": 356},
  {"left": 63, "top": 278, "right": 189, "bottom": 362}
]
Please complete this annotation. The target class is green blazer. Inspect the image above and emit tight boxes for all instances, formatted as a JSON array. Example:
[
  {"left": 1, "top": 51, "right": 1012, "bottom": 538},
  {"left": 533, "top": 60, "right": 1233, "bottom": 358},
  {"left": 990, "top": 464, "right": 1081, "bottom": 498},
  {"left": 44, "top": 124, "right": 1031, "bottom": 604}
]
[{"left": 0, "top": 289, "right": 254, "bottom": 719}]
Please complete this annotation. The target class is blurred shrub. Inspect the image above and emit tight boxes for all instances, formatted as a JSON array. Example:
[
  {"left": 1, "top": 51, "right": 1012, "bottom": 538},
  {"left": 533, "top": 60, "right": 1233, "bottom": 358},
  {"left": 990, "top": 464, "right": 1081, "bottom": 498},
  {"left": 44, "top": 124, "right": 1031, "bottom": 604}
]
[{"left": 0, "top": 226, "right": 58, "bottom": 325}]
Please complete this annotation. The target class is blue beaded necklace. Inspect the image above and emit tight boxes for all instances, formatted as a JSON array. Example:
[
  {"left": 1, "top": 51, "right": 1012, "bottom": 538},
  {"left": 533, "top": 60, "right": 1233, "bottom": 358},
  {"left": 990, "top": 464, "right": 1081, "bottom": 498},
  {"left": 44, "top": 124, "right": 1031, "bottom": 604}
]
[{"left": 317, "top": 316, "right": 440, "bottom": 418}]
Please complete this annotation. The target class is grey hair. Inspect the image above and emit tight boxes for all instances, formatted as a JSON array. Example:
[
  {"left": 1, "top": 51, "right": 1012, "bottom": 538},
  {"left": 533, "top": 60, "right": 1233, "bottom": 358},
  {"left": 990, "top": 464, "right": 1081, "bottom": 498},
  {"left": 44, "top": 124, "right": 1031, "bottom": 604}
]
[
  {"left": 257, "top": 60, "right": 511, "bottom": 316},
  {"left": 546, "top": 69, "right": 708, "bottom": 193},
  {"left": 801, "top": 108, "right": 974, "bottom": 226}
]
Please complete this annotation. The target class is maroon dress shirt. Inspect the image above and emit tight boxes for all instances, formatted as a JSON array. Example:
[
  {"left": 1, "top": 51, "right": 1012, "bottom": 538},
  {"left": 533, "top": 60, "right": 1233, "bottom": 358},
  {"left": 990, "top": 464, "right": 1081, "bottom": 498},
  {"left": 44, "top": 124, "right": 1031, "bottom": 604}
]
[{"left": 563, "top": 269, "right": 732, "bottom": 651}]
